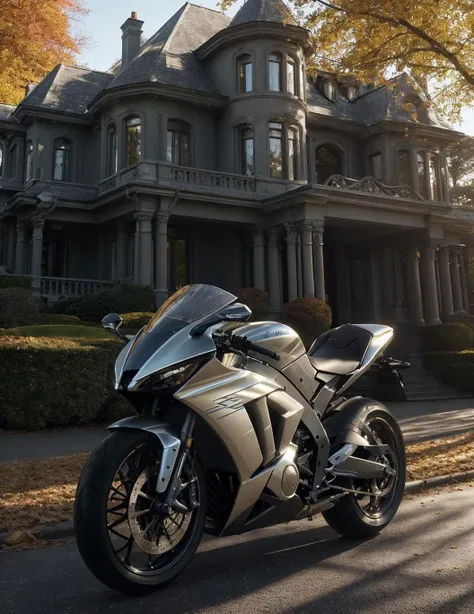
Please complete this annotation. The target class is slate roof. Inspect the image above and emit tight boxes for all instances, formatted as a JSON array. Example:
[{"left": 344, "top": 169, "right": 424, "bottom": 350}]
[
  {"left": 21, "top": 65, "right": 113, "bottom": 114},
  {"left": 0, "top": 104, "right": 16, "bottom": 121},
  {"left": 230, "top": 0, "right": 298, "bottom": 27},
  {"left": 106, "top": 4, "right": 230, "bottom": 94}
]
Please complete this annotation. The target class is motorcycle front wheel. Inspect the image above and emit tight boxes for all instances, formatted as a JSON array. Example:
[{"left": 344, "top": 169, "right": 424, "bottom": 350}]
[{"left": 74, "top": 430, "right": 207, "bottom": 595}]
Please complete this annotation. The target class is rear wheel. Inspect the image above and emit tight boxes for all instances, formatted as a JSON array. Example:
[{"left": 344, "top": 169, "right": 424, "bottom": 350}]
[
  {"left": 74, "top": 431, "right": 207, "bottom": 595},
  {"left": 323, "top": 406, "right": 405, "bottom": 538}
]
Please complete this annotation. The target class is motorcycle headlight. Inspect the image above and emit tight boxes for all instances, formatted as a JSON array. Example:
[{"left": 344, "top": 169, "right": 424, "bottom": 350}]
[{"left": 138, "top": 361, "right": 201, "bottom": 391}]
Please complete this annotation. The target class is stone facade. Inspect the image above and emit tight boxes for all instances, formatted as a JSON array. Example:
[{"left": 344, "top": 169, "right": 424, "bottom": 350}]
[{"left": 0, "top": 0, "right": 473, "bottom": 328}]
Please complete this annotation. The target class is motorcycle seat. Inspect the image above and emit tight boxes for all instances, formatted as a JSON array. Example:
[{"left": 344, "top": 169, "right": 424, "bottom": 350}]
[{"left": 307, "top": 324, "right": 372, "bottom": 376}]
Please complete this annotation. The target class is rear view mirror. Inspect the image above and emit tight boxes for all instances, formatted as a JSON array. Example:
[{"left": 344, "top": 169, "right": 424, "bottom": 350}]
[{"left": 102, "top": 313, "right": 123, "bottom": 333}]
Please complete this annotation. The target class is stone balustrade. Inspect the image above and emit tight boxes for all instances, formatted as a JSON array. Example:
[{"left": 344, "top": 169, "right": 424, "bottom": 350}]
[{"left": 35, "top": 276, "right": 114, "bottom": 302}]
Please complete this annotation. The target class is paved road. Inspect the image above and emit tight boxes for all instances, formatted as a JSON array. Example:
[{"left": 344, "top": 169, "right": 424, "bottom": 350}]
[
  {"left": 1, "top": 488, "right": 473, "bottom": 613},
  {"left": 2, "top": 397, "right": 474, "bottom": 464}
]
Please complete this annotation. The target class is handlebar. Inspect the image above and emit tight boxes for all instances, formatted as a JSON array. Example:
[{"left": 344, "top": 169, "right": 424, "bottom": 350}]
[
  {"left": 246, "top": 340, "right": 280, "bottom": 361},
  {"left": 218, "top": 334, "right": 280, "bottom": 361}
]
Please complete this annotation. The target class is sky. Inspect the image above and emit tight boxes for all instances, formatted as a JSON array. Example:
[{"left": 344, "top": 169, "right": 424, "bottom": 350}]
[{"left": 72, "top": 0, "right": 474, "bottom": 135}]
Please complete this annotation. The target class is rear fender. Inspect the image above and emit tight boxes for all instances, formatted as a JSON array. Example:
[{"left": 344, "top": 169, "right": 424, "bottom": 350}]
[{"left": 108, "top": 416, "right": 181, "bottom": 493}]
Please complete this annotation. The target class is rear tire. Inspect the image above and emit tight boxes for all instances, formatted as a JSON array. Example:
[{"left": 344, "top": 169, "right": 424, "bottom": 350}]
[
  {"left": 323, "top": 405, "right": 405, "bottom": 539},
  {"left": 74, "top": 430, "right": 207, "bottom": 595}
]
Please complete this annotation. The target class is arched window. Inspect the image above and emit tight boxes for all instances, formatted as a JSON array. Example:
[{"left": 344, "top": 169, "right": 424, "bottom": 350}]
[
  {"left": 167, "top": 119, "right": 190, "bottom": 166},
  {"left": 287, "top": 56, "right": 297, "bottom": 95},
  {"left": 53, "top": 138, "right": 72, "bottom": 181},
  {"left": 346, "top": 85, "right": 358, "bottom": 102},
  {"left": 288, "top": 126, "right": 298, "bottom": 180},
  {"left": 269, "top": 121, "right": 300, "bottom": 180},
  {"left": 315, "top": 144, "right": 342, "bottom": 183},
  {"left": 417, "top": 151, "right": 427, "bottom": 198},
  {"left": 25, "top": 140, "right": 33, "bottom": 181},
  {"left": 106, "top": 124, "right": 118, "bottom": 176},
  {"left": 398, "top": 149, "right": 413, "bottom": 188},
  {"left": 0, "top": 142, "right": 4, "bottom": 178},
  {"left": 125, "top": 116, "right": 141, "bottom": 166},
  {"left": 428, "top": 152, "right": 441, "bottom": 200},
  {"left": 240, "top": 126, "right": 254, "bottom": 176},
  {"left": 324, "top": 80, "right": 337, "bottom": 101},
  {"left": 269, "top": 53, "right": 282, "bottom": 92},
  {"left": 238, "top": 54, "right": 253, "bottom": 93}
]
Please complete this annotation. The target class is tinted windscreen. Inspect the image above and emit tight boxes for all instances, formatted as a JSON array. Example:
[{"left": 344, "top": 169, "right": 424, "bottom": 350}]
[{"left": 123, "top": 285, "right": 236, "bottom": 372}]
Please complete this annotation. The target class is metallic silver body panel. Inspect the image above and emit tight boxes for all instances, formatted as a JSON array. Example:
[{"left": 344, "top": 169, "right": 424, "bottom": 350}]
[
  {"left": 267, "top": 391, "right": 304, "bottom": 455},
  {"left": 232, "top": 322, "right": 306, "bottom": 369},
  {"left": 175, "top": 358, "right": 282, "bottom": 482},
  {"left": 107, "top": 417, "right": 181, "bottom": 492},
  {"left": 114, "top": 335, "right": 136, "bottom": 390},
  {"left": 266, "top": 443, "right": 299, "bottom": 500},
  {"left": 281, "top": 354, "right": 319, "bottom": 402}
]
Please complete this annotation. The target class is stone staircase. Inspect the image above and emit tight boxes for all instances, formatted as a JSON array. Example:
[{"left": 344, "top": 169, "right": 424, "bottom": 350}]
[{"left": 402, "top": 354, "right": 472, "bottom": 402}]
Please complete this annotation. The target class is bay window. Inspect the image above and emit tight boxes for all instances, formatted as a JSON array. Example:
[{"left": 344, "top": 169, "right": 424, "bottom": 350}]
[
  {"left": 269, "top": 53, "right": 282, "bottom": 92},
  {"left": 269, "top": 121, "right": 300, "bottom": 180},
  {"left": 167, "top": 119, "right": 190, "bottom": 166},
  {"left": 125, "top": 116, "right": 141, "bottom": 167}
]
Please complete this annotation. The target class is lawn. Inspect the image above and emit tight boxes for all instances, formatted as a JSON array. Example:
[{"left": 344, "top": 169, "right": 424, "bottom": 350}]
[{"left": 1, "top": 432, "right": 473, "bottom": 537}]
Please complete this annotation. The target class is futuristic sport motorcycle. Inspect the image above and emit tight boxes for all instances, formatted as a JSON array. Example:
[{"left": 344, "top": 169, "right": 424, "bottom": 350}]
[{"left": 74, "top": 284, "right": 406, "bottom": 595}]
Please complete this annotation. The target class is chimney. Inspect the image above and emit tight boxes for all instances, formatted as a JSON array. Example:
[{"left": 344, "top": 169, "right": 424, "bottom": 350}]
[{"left": 121, "top": 11, "right": 144, "bottom": 68}]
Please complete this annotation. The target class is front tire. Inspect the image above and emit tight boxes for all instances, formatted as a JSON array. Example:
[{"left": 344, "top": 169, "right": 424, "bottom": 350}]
[
  {"left": 74, "top": 430, "right": 207, "bottom": 595},
  {"left": 323, "top": 405, "right": 406, "bottom": 539}
]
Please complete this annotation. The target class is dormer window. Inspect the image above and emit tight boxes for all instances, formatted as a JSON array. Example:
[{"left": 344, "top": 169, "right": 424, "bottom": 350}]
[
  {"left": 238, "top": 54, "right": 253, "bottom": 93},
  {"left": 269, "top": 53, "right": 282, "bottom": 92},
  {"left": 346, "top": 85, "right": 358, "bottom": 101},
  {"left": 324, "top": 80, "right": 337, "bottom": 101},
  {"left": 402, "top": 95, "right": 426, "bottom": 122}
]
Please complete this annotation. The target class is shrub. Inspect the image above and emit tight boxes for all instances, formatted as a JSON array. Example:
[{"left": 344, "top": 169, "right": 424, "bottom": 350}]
[
  {"left": 0, "top": 336, "right": 109, "bottom": 430},
  {"left": 232, "top": 288, "right": 268, "bottom": 321},
  {"left": 0, "top": 276, "right": 31, "bottom": 290},
  {"left": 424, "top": 350, "right": 474, "bottom": 370},
  {"left": 419, "top": 323, "right": 473, "bottom": 351},
  {"left": 34, "top": 313, "right": 81, "bottom": 325},
  {"left": 282, "top": 297, "right": 332, "bottom": 348},
  {"left": 120, "top": 312, "right": 154, "bottom": 331},
  {"left": 0, "top": 288, "right": 41, "bottom": 328},
  {"left": 52, "top": 284, "right": 155, "bottom": 322},
  {"left": 0, "top": 324, "right": 112, "bottom": 339}
]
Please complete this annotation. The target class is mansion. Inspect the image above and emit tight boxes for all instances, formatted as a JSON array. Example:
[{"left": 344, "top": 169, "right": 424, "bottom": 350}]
[{"left": 0, "top": 0, "right": 472, "bottom": 330}]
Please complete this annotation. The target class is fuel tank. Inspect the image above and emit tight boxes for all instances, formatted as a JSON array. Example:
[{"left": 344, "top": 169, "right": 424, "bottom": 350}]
[{"left": 231, "top": 322, "right": 306, "bottom": 369}]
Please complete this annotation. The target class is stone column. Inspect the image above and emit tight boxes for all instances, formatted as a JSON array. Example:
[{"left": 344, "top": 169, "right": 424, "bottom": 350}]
[
  {"left": 438, "top": 246, "right": 454, "bottom": 318},
  {"left": 420, "top": 242, "right": 441, "bottom": 324},
  {"left": 312, "top": 221, "right": 325, "bottom": 301},
  {"left": 136, "top": 212, "right": 153, "bottom": 286},
  {"left": 459, "top": 248, "right": 469, "bottom": 313},
  {"left": 300, "top": 222, "right": 314, "bottom": 298},
  {"left": 31, "top": 219, "right": 44, "bottom": 293},
  {"left": 405, "top": 247, "right": 425, "bottom": 325},
  {"left": 296, "top": 231, "right": 303, "bottom": 298},
  {"left": 154, "top": 212, "right": 169, "bottom": 307},
  {"left": 133, "top": 217, "right": 140, "bottom": 284},
  {"left": 115, "top": 220, "right": 128, "bottom": 281},
  {"left": 252, "top": 228, "right": 266, "bottom": 292},
  {"left": 14, "top": 223, "right": 27, "bottom": 274},
  {"left": 285, "top": 223, "right": 298, "bottom": 302},
  {"left": 267, "top": 227, "right": 281, "bottom": 318},
  {"left": 451, "top": 247, "right": 465, "bottom": 314}
]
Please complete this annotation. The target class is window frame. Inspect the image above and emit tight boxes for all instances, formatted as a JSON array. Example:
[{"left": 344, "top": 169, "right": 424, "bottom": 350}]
[
  {"left": 124, "top": 115, "right": 142, "bottom": 167},
  {"left": 268, "top": 52, "right": 282, "bottom": 92},
  {"left": 370, "top": 151, "right": 383, "bottom": 180},
  {"left": 25, "top": 139, "right": 34, "bottom": 182},
  {"left": 166, "top": 119, "right": 191, "bottom": 167},
  {"left": 314, "top": 143, "right": 343, "bottom": 184},
  {"left": 268, "top": 120, "right": 301, "bottom": 180},
  {"left": 286, "top": 55, "right": 297, "bottom": 96},
  {"left": 237, "top": 53, "right": 253, "bottom": 94},
  {"left": 397, "top": 148, "right": 414, "bottom": 189},
  {"left": 239, "top": 124, "right": 255, "bottom": 176},
  {"left": 52, "top": 137, "right": 73, "bottom": 182},
  {"left": 105, "top": 123, "right": 118, "bottom": 177},
  {"left": 8, "top": 142, "right": 18, "bottom": 179}
]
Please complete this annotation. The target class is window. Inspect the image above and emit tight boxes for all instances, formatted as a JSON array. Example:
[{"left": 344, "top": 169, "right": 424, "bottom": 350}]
[
  {"left": 370, "top": 152, "right": 383, "bottom": 180},
  {"left": 346, "top": 85, "right": 358, "bottom": 101},
  {"left": 315, "top": 144, "right": 343, "bottom": 183},
  {"left": 125, "top": 116, "right": 141, "bottom": 166},
  {"left": 53, "top": 138, "right": 72, "bottom": 181},
  {"left": 269, "top": 53, "right": 282, "bottom": 92},
  {"left": 240, "top": 126, "right": 254, "bottom": 176},
  {"left": 398, "top": 149, "right": 413, "bottom": 187},
  {"left": 268, "top": 122, "right": 300, "bottom": 180},
  {"left": 288, "top": 126, "right": 298, "bottom": 180},
  {"left": 106, "top": 124, "right": 118, "bottom": 176},
  {"left": 287, "top": 57, "right": 297, "bottom": 95},
  {"left": 428, "top": 152, "right": 440, "bottom": 200},
  {"left": 25, "top": 140, "right": 33, "bottom": 181},
  {"left": 402, "top": 95, "right": 426, "bottom": 122},
  {"left": 269, "top": 122, "right": 283, "bottom": 178},
  {"left": 8, "top": 144, "right": 17, "bottom": 179},
  {"left": 167, "top": 119, "right": 190, "bottom": 166},
  {"left": 238, "top": 54, "right": 253, "bottom": 93},
  {"left": 324, "top": 80, "right": 336, "bottom": 101},
  {"left": 417, "top": 151, "right": 427, "bottom": 198},
  {"left": 0, "top": 142, "right": 4, "bottom": 177}
]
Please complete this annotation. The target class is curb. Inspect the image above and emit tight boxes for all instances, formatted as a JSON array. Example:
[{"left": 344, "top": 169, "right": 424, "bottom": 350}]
[{"left": 2, "top": 470, "right": 474, "bottom": 549}]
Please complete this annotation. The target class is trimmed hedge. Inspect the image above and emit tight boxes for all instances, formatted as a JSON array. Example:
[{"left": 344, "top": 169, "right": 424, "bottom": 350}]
[
  {"left": 423, "top": 350, "right": 474, "bottom": 395},
  {"left": 52, "top": 284, "right": 154, "bottom": 322},
  {"left": 0, "top": 336, "right": 109, "bottom": 429},
  {"left": 419, "top": 323, "right": 473, "bottom": 351},
  {"left": 0, "top": 288, "right": 41, "bottom": 328},
  {"left": 0, "top": 276, "right": 32, "bottom": 290},
  {"left": 232, "top": 288, "right": 268, "bottom": 321},
  {"left": 120, "top": 312, "right": 154, "bottom": 331},
  {"left": 0, "top": 324, "right": 111, "bottom": 339},
  {"left": 282, "top": 297, "right": 332, "bottom": 348}
]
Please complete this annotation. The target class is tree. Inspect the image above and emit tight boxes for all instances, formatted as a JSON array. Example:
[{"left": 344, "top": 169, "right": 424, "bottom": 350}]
[
  {"left": 221, "top": 0, "right": 474, "bottom": 119},
  {"left": 447, "top": 136, "right": 474, "bottom": 188},
  {"left": 0, "top": 0, "right": 87, "bottom": 105}
]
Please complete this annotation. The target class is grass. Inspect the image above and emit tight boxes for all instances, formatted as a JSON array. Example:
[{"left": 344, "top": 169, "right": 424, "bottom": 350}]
[
  {"left": 1, "top": 432, "right": 473, "bottom": 537},
  {"left": 0, "top": 324, "right": 111, "bottom": 339}
]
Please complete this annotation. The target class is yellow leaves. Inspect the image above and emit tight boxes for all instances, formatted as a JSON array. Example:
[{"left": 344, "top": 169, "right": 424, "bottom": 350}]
[{"left": 0, "top": 0, "right": 87, "bottom": 105}]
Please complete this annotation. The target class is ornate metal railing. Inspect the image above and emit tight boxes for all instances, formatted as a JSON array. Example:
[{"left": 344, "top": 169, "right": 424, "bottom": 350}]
[
  {"left": 168, "top": 165, "right": 256, "bottom": 193},
  {"left": 324, "top": 175, "right": 425, "bottom": 201}
]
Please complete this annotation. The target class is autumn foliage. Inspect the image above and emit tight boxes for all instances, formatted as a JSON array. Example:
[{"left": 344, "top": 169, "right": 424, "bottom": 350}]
[{"left": 0, "top": 0, "right": 86, "bottom": 105}]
